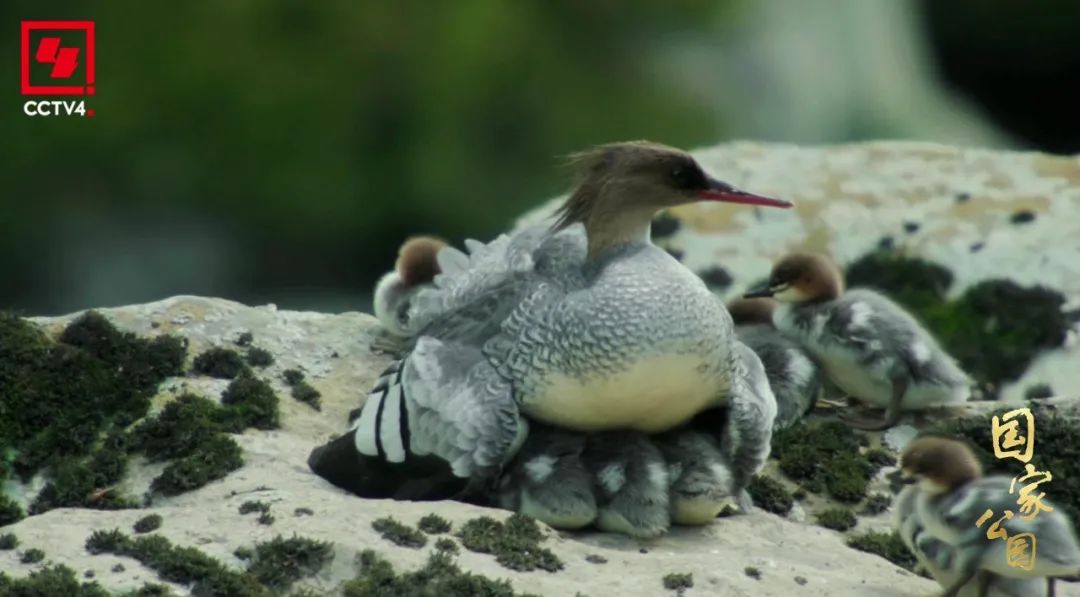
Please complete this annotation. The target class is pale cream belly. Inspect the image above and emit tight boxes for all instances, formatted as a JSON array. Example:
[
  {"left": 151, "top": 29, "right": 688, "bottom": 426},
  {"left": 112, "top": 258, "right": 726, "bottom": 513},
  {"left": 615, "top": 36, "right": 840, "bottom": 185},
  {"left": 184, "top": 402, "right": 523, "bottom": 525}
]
[{"left": 522, "top": 354, "right": 723, "bottom": 433}]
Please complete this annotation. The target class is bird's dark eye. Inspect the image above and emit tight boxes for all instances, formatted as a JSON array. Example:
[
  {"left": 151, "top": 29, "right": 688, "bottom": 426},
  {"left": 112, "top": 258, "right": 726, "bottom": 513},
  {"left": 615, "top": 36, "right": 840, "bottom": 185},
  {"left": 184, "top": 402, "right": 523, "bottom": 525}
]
[{"left": 670, "top": 162, "right": 707, "bottom": 190}]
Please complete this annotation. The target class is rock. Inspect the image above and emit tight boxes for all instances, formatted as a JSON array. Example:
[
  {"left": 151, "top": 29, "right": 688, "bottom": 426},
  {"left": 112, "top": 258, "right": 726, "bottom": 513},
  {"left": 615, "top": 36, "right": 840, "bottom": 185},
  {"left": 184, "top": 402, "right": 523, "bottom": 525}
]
[
  {"left": 519, "top": 141, "right": 1080, "bottom": 402},
  {"left": 0, "top": 296, "right": 940, "bottom": 596}
]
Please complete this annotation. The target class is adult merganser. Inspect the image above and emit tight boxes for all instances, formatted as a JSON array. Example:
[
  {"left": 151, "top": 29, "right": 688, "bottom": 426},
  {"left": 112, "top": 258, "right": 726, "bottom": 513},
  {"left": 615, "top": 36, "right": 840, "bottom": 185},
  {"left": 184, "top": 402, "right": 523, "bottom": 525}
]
[
  {"left": 745, "top": 253, "right": 970, "bottom": 430},
  {"left": 310, "top": 141, "right": 791, "bottom": 501},
  {"left": 898, "top": 436, "right": 1080, "bottom": 596},
  {"left": 727, "top": 297, "right": 823, "bottom": 430}
]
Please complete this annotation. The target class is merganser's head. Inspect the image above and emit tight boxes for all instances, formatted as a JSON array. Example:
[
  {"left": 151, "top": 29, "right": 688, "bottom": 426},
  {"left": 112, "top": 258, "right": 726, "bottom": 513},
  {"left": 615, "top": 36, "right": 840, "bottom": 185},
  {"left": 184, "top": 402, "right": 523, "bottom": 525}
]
[
  {"left": 726, "top": 297, "right": 778, "bottom": 326},
  {"left": 899, "top": 436, "right": 983, "bottom": 495},
  {"left": 744, "top": 252, "right": 843, "bottom": 303},
  {"left": 395, "top": 236, "right": 448, "bottom": 287},
  {"left": 552, "top": 141, "right": 792, "bottom": 258}
]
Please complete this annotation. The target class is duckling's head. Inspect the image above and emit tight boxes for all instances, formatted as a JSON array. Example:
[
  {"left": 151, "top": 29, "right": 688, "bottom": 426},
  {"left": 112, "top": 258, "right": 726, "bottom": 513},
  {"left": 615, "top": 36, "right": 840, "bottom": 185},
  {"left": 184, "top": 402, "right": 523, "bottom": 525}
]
[
  {"left": 726, "top": 297, "right": 778, "bottom": 326},
  {"left": 899, "top": 436, "right": 983, "bottom": 495},
  {"left": 395, "top": 236, "right": 448, "bottom": 287},
  {"left": 553, "top": 141, "right": 792, "bottom": 258},
  {"left": 744, "top": 252, "right": 843, "bottom": 303}
]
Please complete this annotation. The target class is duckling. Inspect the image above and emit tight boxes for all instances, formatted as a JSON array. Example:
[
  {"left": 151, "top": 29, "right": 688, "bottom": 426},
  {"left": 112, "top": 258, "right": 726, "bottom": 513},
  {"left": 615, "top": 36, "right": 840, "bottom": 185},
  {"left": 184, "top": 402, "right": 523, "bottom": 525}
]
[
  {"left": 745, "top": 252, "right": 971, "bottom": 430},
  {"left": 582, "top": 430, "right": 671, "bottom": 538},
  {"left": 496, "top": 420, "right": 742, "bottom": 535},
  {"left": 373, "top": 236, "right": 448, "bottom": 337},
  {"left": 727, "top": 297, "right": 823, "bottom": 430},
  {"left": 899, "top": 436, "right": 1080, "bottom": 596},
  {"left": 896, "top": 479, "right": 1050, "bottom": 597},
  {"left": 494, "top": 423, "right": 597, "bottom": 530},
  {"left": 653, "top": 428, "right": 735, "bottom": 524}
]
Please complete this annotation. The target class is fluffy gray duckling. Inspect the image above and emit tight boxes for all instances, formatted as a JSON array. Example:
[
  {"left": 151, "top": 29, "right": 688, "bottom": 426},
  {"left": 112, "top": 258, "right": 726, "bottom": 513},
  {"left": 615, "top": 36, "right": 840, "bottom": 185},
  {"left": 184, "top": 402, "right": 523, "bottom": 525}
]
[
  {"left": 310, "top": 141, "right": 791, "bottom": 501},
  {"left": 495, "top": 423, "right": 742, "bottom": 536},
  {"left": 745, "top": 252, "right": 971, "bottom": 430},
  {"left": 494, "top": 423, "right": 598, "bottom": 531},
  {"left": 727, "top": 297, "right": 823, "bottom": 430},
  {"left": 898, "top": 436, "right": 1080, "bottom": 596},
  {"left": 895, "top": 476, "right": 1049, "bottom": 597},
  {"left": 373, "top": 236, "right": 449, "bottom": 338}
]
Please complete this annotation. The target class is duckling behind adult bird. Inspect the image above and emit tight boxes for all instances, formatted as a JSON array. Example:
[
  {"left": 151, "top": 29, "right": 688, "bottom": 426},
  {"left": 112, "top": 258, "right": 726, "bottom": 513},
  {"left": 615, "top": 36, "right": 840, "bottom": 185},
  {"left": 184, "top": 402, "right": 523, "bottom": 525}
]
[
  {"left": 745, "top": 252, "right": 971, "bottom": 430},
  {"left": 727, "top": 297, "right": 822, "bottom": 430}
]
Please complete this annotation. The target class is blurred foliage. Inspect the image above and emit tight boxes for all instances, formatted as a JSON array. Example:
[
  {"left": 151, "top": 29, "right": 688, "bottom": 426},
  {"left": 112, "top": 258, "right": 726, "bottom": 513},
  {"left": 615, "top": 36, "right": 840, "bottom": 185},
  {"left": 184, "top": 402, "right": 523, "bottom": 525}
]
[{"left": 1, "top": 0, "right": 731, "bottom": 313}]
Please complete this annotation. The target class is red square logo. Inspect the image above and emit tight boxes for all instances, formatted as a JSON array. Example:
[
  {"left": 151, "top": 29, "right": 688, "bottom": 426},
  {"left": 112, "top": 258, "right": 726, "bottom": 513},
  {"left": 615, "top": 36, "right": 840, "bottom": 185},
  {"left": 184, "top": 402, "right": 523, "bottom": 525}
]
[{"left": 21, "top": 20, "right": 95, "bottom": 96}]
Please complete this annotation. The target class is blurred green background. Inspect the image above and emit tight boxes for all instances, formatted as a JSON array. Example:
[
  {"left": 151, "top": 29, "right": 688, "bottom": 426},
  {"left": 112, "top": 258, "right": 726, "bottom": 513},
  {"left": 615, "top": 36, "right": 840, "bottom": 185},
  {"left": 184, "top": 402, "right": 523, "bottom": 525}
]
[{"left": 2, "top": 1, "right": 1079, "bottom": 315}]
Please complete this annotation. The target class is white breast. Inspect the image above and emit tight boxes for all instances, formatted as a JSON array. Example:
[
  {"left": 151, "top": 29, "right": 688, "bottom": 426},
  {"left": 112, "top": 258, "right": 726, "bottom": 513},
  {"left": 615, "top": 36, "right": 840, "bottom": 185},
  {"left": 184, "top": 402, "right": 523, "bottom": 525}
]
[{"left": 523, "top": 354, "right": 723, "bottom": 432}]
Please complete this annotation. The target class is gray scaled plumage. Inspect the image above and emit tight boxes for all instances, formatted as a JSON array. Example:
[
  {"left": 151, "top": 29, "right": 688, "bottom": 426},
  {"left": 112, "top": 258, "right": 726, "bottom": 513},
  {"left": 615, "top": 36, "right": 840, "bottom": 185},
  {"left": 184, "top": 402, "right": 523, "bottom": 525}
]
[{"left": 309, "top": 141, "right": 791, "bottom": 502}]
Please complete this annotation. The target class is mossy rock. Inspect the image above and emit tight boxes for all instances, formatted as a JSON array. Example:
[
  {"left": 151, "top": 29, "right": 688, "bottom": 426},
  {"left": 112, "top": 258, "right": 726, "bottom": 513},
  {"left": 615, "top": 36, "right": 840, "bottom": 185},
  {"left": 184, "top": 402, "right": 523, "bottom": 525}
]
[
  {"left": 816, "top": 507, "right": 857, "bottom": 531},
  {"left": 246, "top": 535, "right": 334, "bottom": 590},
  {"left": 846, "top": 530, "right": 917, "bottom": 571},
  {"left": 772, "top": 421, "right": 873, "bottom": 503},
  {"left": 0, "top": 311, "right": 184, "bottom": 481},
  {"left": 931, "top": 408, "right": 1080, "bottom": 531},
  {"left": 0, "top": 564, "right": 110, "bottom": 597},
  {"left": 844, "top": 251, "right": 1068, "bottom": 394},
  {"left": 747, "top": 475, "right": 793, "bottom": 515},
  {"left": 343, "top": 548, "right": 521, "bottom": 597},
  {"left": 457, "top": 514, "right": 563, "bottom": 573}
]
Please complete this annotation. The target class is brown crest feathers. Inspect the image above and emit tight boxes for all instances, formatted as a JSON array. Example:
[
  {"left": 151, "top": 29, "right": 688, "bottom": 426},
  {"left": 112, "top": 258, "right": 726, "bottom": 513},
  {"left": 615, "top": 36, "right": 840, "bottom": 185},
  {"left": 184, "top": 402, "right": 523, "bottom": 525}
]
[{"left": 395, "top": 236, "right": 448, "bottom": 287}]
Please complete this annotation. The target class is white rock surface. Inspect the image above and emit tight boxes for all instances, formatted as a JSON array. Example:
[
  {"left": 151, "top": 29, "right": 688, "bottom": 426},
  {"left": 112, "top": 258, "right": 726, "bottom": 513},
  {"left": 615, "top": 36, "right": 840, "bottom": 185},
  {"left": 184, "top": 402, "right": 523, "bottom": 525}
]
[{"left": 0, "top": 295, "right": 943, "bottom": 596}]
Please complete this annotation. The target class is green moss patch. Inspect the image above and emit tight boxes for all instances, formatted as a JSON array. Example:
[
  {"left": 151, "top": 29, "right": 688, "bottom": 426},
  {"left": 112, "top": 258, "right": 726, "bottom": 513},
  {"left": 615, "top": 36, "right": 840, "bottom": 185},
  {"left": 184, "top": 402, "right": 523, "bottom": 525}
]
[
  {"left": 846, "top": 530, "right": 916, "bottom": 571},
  {"left": 30, "top": 430, "right": 137, "bottom": 514},
  {"left": 86, "top": 529, "right": 269, "bottom": 596},
  {"left": 245, "top": 535, "right": 334, "bottom": 590},
  {"left": 845, "top": 251, "right": 1068, "bottom": 395},
  {"left": 372, "top": 517, "right": 427, "bottom": 549},
  {"left": 0, "top": 532, "right": 17, "bottom": 549},
  {"left": 418, "top": 513, "right": 452, "bottom": 534},
  {"left": 771, "top": 421, "right": 874, "bottom": 503},
  {"left": 457, "top": 514, "right": 563, "bottom": 573},
  {"left": 0, "top": 564, "right": 109, "bottom": 596},
  {"left": 282, "top": 369, "right": 321, "bottom": 411},
  {"left": 747, "top": 475, "right": 793, "bottom": 515},
  {"left": 862, "top": 493, "right": 892, "bottom": 515},
  {"left": 0, "top": 311, "right": 184, "bottom": 492},
  {"left": 244, "top": 348, "right": 274, "bottom": 369},
  {"left": 435, "top": 538, "right": 460, "bottom": 555},
  {"left": 239, "top": 500, "right": 271, "bottom": 515},
  {"left": 343, "top": 548, "right": 523, "bottom": 597},
  {"left": 932, "top": 409, "right": 1080, "bottom": 530},
  {"left": 20, "top": 547, "right": 45, "bottom": 563},
  {"left": 218, "top": 372, "right": 280, "bottom": 432},
  {"left": 134, "top": 514, "right": 163, "bottom": 534},
  {"left": 120, "top": 583, "right": 178, "bottom": 596},
  {"left": 816, "top": 507, "right": 857, "bottom": 531},
  {"left": 129, "top": 395, "right": 221, "bottom": 462},
  {"left": 0, "top": 493, "right": 24, "bottom": 526},
  {"left": 662, "top": 572, "right": 694, "bottom": 590},
  {"left": 193, "top": 347, "right": 246, "bottom": 379},
  {"left": 290, "top": 383, "right": 322, "bottom": 411},
  {"left": 151, "top": 435, "right": 243, "bottom": 496}
]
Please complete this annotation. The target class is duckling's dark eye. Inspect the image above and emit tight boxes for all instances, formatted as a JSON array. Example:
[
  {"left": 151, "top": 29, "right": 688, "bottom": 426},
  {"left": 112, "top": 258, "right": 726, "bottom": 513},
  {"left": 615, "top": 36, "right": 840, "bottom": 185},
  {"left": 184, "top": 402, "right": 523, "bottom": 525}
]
[{"left": 670, "top": 163, "right": 707, "bottom": 190}]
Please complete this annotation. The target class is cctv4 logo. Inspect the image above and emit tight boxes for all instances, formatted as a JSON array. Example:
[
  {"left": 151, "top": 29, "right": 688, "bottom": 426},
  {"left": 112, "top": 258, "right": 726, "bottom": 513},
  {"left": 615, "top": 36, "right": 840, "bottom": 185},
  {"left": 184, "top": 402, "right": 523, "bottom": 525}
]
[{"left": 20, "top": 20, "right": 96, "bottom": 117}]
